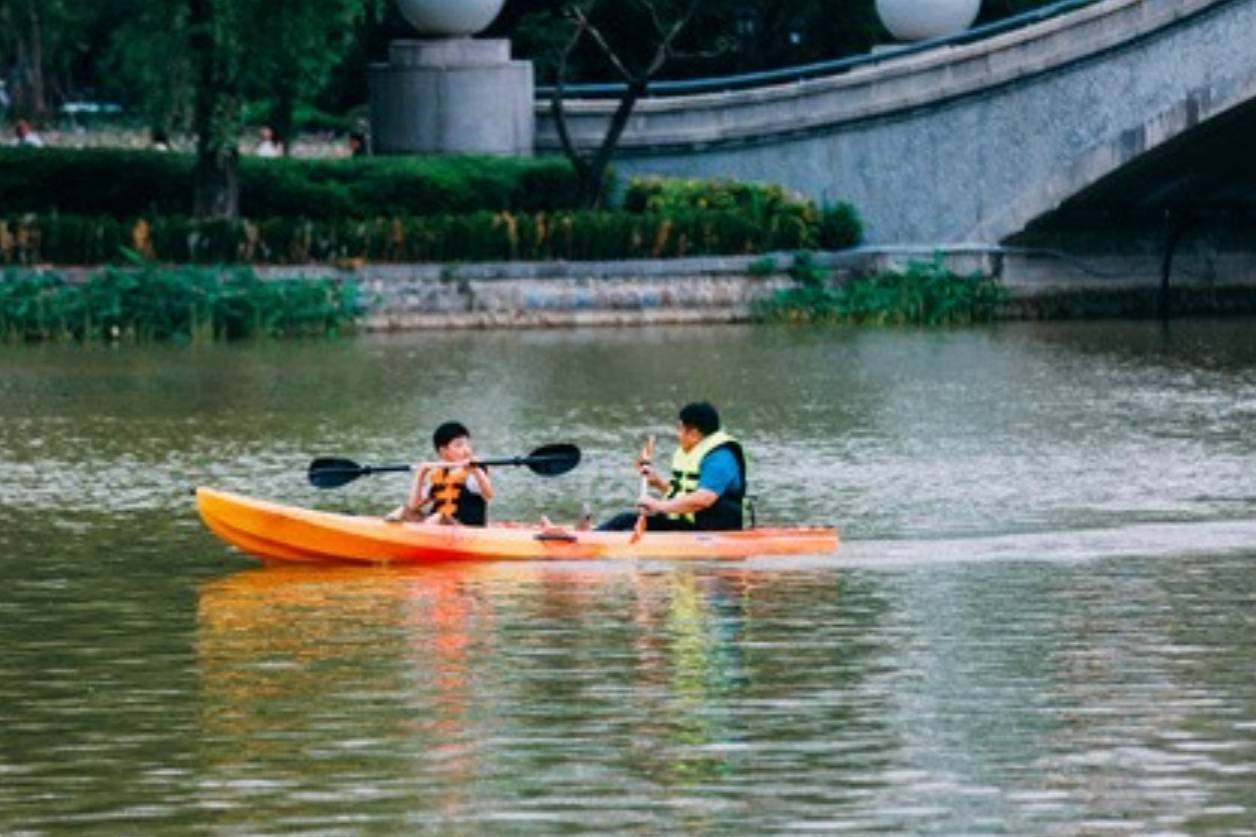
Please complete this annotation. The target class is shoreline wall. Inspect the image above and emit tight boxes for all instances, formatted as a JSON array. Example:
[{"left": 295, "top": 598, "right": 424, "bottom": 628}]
[
  {"left": 20, "top": 246, "right": 1256, "bottom": 331},
  {"left": 290, "top": 247, "right": 1256, "bottom": 328}
]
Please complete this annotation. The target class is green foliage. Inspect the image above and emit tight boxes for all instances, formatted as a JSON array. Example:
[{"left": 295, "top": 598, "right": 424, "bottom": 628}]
[
  {"left": 0, "top": 265, "right": 360, "bottom": 343},
  {"left": 748, "top": 255, "right": 778, "bottom": 277},
  {"left": 624, "top": 176, "right": 862, "bottom": 250},
  {"left": 626, "top": 175, "right": 808, "bottom": 215},
  {"left": 100, "top": 0, "right": 193, "bottom": 132},
  {"left": 755, "top": 257, "right": 1007, "bottom": 325},
  {"left": 1, "top": 208, "right": 821, "bottom": 266},
  {"left": 786, "top": 250, "right": 826, "bottom": 286},
  {"left": 241, "top": 100, "right": 357, "bottom": 133},
  {"left": 239, "top": 0, "right": 383, "bottom": 142},
  {"left": 818, "top": 203, "right": 862, "bottom": 250},
  {"left": 0, "top": 149, "right": 196, "bottom": 217},
  {"left": 0, "top": 149, "right": 595, "bottom": 220}
]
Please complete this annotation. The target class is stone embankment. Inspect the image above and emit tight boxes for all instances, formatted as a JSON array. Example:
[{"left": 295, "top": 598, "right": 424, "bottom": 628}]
[{"left": 252, "top": 245, "right": 1256, "bottom": 329}]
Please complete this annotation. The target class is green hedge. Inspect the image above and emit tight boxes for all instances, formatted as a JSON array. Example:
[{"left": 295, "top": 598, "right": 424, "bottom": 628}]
[
  {"left": 0, "top": 210, "right": 832, "bottom": 265},
  {"left": 0, "top": 150, "right": 865, "bottom": 252},
  {"left": 0, "top": 265, "right": 360, "bottom": 343},
  {"left": 624, "top": 176, "right": 861, "bottom": 250},
  {"left": 0, "top": 148, "right": 594, "bottom": 220}
]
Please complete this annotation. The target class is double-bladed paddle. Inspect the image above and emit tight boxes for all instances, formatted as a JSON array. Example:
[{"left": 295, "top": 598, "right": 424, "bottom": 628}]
[{"left": 307, "top": 443, "right": 581, "bottom": 489}]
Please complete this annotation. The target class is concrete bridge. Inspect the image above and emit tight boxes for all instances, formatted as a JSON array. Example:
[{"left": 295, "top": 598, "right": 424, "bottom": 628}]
[{"left": 536, "top": 0, "right": 1256, "bottom": 247}]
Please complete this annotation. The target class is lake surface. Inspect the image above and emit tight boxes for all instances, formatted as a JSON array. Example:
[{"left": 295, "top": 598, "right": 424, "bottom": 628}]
[{"left": 3, "top": 321, "right": 1256, "bottom": 833}]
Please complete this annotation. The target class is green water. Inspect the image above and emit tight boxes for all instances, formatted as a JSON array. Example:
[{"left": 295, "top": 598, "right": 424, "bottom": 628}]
[{"left": 3, "top": 321, "right": 1256, "bottom": 833}]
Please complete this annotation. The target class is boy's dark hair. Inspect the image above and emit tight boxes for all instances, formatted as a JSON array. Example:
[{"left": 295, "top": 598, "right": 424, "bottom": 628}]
[
  {"left": 432, "top": 421, "right": 470, "bottom": 451},
  {"left": 678, "top": 401, "right": 721, "bottom": 436}
]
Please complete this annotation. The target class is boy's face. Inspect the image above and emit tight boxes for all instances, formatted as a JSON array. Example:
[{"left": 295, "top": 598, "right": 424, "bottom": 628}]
[{"left": 438, "top": 435, "right": 473, "bottom": 462}]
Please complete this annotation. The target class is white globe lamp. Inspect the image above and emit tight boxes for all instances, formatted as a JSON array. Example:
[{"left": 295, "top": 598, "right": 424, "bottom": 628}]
[
  {"left": 876, "top": 0, "right": 982, "bottom": 41},
  {"left": 396, "top": 0, "right": 506, "bottom": 36}
]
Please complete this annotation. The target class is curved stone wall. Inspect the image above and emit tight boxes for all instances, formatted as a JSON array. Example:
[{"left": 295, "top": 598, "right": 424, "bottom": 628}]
[{"left": 537, "top": 0, "right": 1256, "bottom": 244}]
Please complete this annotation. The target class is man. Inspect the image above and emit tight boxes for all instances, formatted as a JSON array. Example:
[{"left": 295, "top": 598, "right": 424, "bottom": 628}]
[{"left": 599, "top": 401, "right": 747, "bottom": 532}]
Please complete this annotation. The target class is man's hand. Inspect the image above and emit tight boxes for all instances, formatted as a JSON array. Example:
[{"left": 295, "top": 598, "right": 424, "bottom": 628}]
[
  {"left": 636, "top": 496, "right": 668, "bottom": 516},
  {"left": 636, "top": 462, "right": 669, "bottom": 492}
]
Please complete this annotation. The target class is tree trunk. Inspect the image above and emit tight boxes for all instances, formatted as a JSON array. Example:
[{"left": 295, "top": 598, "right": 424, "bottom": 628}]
[
  {"left": 9, "top": 0, "right": 49, "bottom": 122},
  {"left": 25, "top": 0, "right": 47, "bottom": 121},
  {"left": 580, "top": 77, "right": 647, "bottom": 208},
  {"left": 269, "top": 79, "right": 297, "bottom": 158},
  {"left": 190, "top": 0, "right": 242, "bottom": 219}
]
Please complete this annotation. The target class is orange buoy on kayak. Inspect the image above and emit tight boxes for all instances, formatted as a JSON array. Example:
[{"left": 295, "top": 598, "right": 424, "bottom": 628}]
[{"left": 196, "top": 487, "right": 839, "bottom": 564}]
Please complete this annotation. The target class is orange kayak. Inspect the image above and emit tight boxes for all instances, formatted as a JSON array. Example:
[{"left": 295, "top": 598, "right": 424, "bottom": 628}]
[{"left": 196, "top": 487, "right": 839, "bottom": 564}]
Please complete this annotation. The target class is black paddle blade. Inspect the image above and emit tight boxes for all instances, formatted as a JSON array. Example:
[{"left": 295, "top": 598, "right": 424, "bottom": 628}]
[
  {"left": 308, "top": 457, "right": 366, "bottom": 489},
  {"left": 522, "top": 443, "right": 581, "bottom": 476}
]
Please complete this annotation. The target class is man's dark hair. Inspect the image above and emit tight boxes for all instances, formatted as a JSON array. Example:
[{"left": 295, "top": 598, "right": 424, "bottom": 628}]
[
  {"left": 432, "top": 421, "right": 470, "bottom": 451},
  {"left": 678, "top": 401, "right": 721, "bottom": 436}
]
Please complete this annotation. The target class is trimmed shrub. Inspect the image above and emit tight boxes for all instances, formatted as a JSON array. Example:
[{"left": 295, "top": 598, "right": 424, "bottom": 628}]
[
  {"left": 622, "top": 175, "right": 857, "bottom": 250},
  {"left": 819, "top": 202, "right": 862, "bottom": 250},
  {"left": 0, "top": 148, "right": 599, "bottom": 220}
]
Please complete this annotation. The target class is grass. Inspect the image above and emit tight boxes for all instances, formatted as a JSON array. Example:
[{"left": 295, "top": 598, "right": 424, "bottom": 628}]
[
  {"left": 0, "top": 264, "right": 360, "bottom": 344},
  {"left": 754, "top": 254, "right": 1007, "bottom": 325}
]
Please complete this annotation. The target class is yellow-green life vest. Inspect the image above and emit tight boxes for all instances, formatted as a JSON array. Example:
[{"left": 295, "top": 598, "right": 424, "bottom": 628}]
[{"left": 666, "top": 431, "right": 747, "bottom": 528}]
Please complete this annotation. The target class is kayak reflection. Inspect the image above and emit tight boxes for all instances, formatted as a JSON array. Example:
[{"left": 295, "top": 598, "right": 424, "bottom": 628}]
[{"left": 193, "top": 562, "right": 808, "bottom": 814}]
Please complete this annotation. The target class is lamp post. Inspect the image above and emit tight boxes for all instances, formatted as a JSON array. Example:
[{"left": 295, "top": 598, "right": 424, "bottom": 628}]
[{"left": 369, "top": 0, "right": 535, "bottom": 155}]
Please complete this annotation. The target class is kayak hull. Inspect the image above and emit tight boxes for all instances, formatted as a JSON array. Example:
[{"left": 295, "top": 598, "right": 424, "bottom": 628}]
[{"left": 196, "top": 487, "right": 839, "bottom": 564}]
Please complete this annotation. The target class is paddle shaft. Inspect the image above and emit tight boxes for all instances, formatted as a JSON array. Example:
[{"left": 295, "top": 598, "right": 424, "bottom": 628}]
[
  {"left": 307, "top": 444, "right": 581, "bottom": 489},
  {"left": 630, "top": 435, "right": 656, "bottom": 542},
  {"left": 332, "top": 454, "right": 566, "bottom": 477}
]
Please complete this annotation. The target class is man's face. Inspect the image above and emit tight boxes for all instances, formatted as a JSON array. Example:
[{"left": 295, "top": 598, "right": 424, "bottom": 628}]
[{"left": 676, "top": 422, "right": 702, "bottom": 452}]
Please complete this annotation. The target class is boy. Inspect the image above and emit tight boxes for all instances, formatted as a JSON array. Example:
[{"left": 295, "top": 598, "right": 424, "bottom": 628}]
[{"left": 385, "top": 421, "right": 494, "bottom": 526}]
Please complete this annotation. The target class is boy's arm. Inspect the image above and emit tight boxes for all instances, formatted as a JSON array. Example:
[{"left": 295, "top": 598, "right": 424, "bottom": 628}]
[
  {"left": 405, "top": 463, "right": 433, "bottom": 512},
  {"left": 470, "top": 465, "right": 493, "bottom": 500}
]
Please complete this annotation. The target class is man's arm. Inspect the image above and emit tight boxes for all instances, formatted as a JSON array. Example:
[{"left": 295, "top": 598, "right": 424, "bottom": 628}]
[
  {"left": 638, "top": 448, "right": 740, "bottom": 515},
  {"left": 638, "top": 489, "right": 717, "bottom": 516}
]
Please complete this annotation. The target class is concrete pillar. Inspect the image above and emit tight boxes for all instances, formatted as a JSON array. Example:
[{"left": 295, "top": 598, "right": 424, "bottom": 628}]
[{"left": 369, "top": 38, "right": 535, "bottom": 156}]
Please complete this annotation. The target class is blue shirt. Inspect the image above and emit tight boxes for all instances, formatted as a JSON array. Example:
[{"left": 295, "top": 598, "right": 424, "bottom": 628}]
[{"left": 697, "top": 448, "right": 742, "bottom": 497}]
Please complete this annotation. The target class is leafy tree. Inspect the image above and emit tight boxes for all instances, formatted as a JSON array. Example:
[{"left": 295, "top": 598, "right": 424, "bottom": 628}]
[
  {"left": 102, "top": 0, "right": 196, "bottom": 137},
  {"left": 186, "top": 0, "right": 379, "bottom": 215},
  {"left": 188, "top": 0, "right": 246, "bottom": 218},
  {"left": 240, "top": 0, "right": 383, "bottom": 152},
  {"left": 0, "top": 0, "right": 101, "bottom": 123}
]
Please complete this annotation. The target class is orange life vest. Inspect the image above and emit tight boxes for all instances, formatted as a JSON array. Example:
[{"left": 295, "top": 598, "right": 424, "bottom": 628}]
[{"left": 427, "top": 467, "right": 487, "bottom": 526}]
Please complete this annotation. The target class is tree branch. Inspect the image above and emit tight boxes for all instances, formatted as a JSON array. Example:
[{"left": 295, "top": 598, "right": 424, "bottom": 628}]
[
  {"left": 550, "top": 5, "right": 592, "bottom": 182},
  {"left": 568, "top": 4, "right": 633, "bottom": 83}
]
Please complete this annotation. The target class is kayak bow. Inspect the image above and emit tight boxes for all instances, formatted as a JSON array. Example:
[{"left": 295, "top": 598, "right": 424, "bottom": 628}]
[{"left": 196, "top": 487, "right": 838, "bottom": 564}]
